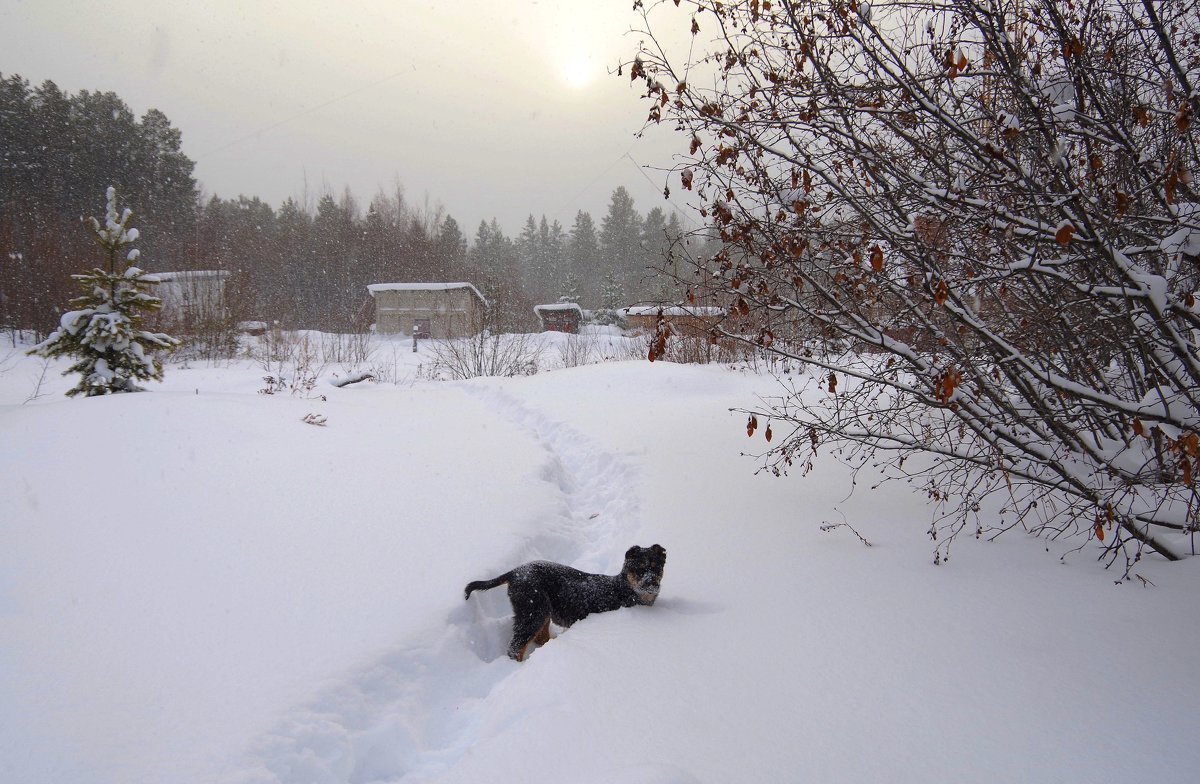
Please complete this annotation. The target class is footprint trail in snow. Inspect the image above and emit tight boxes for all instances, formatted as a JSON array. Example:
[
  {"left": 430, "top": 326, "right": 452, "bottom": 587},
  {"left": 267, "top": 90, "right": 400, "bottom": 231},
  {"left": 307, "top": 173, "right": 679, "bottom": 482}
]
[{"left": 225, "top": 383, "right": 643, "bottom": 784}]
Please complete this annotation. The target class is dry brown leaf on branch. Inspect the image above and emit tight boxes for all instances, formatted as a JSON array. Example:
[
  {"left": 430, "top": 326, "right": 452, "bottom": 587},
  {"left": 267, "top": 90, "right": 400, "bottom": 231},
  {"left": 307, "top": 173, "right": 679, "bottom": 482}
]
[
  {"left": 1176, "top": 102, "right": 1191, "bottom": 133},
  {"left": 870, "top": 244, "right": 884, "bottom": 272},
  {"left": 934, "top": 279, "right": 950, "bottom": 306}
]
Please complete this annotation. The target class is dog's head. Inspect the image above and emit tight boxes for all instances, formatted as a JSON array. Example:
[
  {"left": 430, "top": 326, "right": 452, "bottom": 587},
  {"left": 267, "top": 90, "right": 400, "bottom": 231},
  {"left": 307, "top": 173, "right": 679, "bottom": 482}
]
[{"left": 623, "top": 544, "right": 667, "bottom": 605}]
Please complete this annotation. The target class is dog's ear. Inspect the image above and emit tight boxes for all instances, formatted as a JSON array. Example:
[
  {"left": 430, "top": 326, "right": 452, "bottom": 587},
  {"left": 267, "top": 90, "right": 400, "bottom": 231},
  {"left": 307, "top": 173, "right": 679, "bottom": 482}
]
[
  {"left": 650, "top": 544, "right": 666, "bottom": 559},
  {"left": 625, "top": 546, "right": 640, "bottom": 560}
]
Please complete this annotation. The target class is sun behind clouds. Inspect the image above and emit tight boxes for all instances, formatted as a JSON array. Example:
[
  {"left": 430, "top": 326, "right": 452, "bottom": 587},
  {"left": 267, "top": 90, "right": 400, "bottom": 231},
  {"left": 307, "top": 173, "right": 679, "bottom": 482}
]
[{"left": 561, "top": 54, "right": 595, "bottom": 89}]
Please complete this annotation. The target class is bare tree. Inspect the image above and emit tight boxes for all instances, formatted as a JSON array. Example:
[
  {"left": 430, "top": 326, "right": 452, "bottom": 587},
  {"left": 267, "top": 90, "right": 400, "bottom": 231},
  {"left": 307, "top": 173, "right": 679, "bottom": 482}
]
[{"left": 632, "top": 0, "right": 1199, "bottom": 570}]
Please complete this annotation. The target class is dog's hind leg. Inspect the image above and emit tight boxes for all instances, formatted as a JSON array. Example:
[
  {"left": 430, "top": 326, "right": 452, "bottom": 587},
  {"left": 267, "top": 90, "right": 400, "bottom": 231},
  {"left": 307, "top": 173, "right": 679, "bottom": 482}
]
[
  {"left": 513, "top": 619, "right": 552, "bottom": 662},
  {"left": 508, "top": 592, "right": 551, "bottom": 661},
  {"left": 533, "top": 619, "right": 551, "bottom": 647},
  {"left": 513, "top": 635, "right": 535, "bottom": 662}
]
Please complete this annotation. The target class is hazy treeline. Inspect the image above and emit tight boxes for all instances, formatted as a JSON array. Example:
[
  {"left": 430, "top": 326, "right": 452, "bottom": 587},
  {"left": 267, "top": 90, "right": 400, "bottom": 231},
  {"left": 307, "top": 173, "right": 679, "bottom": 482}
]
[
  {"left": 0, "top": 74, "right": 197, "bottom": 332},
  {"left": 0, "top": 73, "right": 685, "bottom": 335},
  {"left": 199, "top": 184, "right": 684, "bottom": 333}
]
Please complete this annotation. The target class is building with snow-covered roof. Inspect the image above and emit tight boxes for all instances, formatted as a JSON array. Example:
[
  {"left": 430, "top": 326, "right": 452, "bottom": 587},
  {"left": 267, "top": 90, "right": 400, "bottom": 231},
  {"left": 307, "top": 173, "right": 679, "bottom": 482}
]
[
  {"left": 152, "top": 270, "right": 230, "bottom": 329},
  {"left": 533, "top": 302, "right": 584, "bottom": 334},
  {"left": 621, "top": 305, "right": 724, "bottom": 339},
  {"left": 367, "top": 282, "right": 488, "bottom": 338}
]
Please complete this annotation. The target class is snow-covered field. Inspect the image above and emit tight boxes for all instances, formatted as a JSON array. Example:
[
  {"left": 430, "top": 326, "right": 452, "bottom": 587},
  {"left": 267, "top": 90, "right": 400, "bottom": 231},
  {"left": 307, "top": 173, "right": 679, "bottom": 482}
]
[{"left": 2, "top": 331, "right": 1198, "bottom": 783}]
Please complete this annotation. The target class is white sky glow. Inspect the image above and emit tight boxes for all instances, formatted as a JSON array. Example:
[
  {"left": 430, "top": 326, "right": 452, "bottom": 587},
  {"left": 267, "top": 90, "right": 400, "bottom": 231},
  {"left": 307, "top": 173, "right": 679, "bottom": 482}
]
[{"left": 0, "top": 0, "right": 692, "bottom": 233}]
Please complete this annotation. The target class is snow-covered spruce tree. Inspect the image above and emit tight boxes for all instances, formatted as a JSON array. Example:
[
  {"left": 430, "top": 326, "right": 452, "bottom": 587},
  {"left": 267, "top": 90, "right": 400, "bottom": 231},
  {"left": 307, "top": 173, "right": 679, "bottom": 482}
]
[
  {"left": 632, "top": 0, "right": 1199, "bottom": 571},
  {"left": 30, "top": 187, "right": 179, "bottom": 396}
]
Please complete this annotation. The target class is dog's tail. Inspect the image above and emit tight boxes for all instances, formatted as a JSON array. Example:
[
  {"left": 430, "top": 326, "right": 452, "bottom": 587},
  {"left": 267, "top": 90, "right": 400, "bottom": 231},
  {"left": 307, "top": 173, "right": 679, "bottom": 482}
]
[{"left": 464, "top": 572, "right": 511, "bottom": 601}]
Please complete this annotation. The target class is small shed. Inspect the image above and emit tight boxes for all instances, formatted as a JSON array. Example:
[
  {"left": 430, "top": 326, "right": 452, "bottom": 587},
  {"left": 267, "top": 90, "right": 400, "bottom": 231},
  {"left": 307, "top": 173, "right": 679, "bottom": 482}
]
[
  {"left": 534, "top": 303, "right": 584, "bottom": 334},
  {"left": 367, "top": 282, "right": 488, "bottom": 338},
  {"left": 153, "top": 270, "right": 230, "bottom": 328},
  {"left": 621, "top": 305, "right": 724, "bottom": 339}
]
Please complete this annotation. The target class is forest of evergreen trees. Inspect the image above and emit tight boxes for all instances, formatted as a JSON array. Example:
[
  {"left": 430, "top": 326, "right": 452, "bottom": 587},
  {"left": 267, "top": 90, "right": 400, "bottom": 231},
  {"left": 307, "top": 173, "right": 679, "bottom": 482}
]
[{"left": 0, "top": 73, "right": 688, "bottom": 335}]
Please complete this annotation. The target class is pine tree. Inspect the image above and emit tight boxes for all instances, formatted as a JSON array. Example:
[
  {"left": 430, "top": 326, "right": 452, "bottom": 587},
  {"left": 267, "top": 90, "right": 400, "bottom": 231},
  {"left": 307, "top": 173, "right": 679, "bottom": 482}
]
[
  {"left": 558, "top": 273, "right": 583, "bottom": 307},
  {"left": 543, "top": 217, "right": 567, "bottom": 300},
  {"left": 435, "top": 214, "right": 467, "bottom": 280},
  {"left": 567, "top": 210, "right": 601, "bottom": 307},
  {"left": 29, "top": 187, "right": 178, "bottom": 396},
  {"left": 640, "top": 207, "right": 669, "bottom": 284},
  {"left": 274, "top": 197, "right": 312, "bottom": 327},
  {"left": 516, "top": 214, "right": 540, "bottom": 299},
  {"left": 599, "top": 186, "right": 643, "bottom": 304},
  {"left": 470, "top": 218, "right": 532, "bottom": 332},
  {"left": 600, "top": 269, "right": 623, "bottom": 311}
]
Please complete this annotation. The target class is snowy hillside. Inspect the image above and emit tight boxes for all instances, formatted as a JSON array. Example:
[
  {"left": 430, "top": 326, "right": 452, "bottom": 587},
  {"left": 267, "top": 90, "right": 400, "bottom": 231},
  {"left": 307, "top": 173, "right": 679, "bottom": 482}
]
[{"left": 2, "top": 333, "right": 1198, "bottom": 784}]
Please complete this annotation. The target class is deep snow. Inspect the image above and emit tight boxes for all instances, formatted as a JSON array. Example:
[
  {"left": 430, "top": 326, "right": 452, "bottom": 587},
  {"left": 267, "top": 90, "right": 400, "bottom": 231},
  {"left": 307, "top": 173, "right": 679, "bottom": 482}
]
[{"left": 1, "top": 332, "right": 1198, "bottom": 783}]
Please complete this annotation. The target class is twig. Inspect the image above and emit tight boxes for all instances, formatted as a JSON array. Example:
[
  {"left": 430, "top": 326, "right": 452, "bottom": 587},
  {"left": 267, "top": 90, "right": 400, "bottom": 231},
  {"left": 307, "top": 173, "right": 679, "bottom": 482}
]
[
  {"left": 819, "top": 510, "right": 873, "bottom": 547},
  {"left": 23, "top": 356, "right": 52, "bottom": 404}
]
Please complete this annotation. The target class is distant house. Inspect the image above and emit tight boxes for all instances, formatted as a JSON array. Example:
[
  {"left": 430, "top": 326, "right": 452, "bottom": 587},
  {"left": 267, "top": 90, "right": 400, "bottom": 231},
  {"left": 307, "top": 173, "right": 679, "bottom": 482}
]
[
  {"left": 621, "top": 305, "right": 724, "bottom": 339},
  {"left": 367, "top": 282, "right": 488, "bottom": 338},
  {"left": 152, "top": 270, "right": 230, "bottom": 328},
  {"left": 534, "top": 303, "right": 584, "bottom": 334}
]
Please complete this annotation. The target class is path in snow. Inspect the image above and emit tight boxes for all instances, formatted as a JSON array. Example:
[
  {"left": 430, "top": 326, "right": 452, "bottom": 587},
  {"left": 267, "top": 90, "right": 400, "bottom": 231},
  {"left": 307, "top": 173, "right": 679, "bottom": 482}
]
[{"left": 226, "top": 383, "right": 643, "bottom": 784}]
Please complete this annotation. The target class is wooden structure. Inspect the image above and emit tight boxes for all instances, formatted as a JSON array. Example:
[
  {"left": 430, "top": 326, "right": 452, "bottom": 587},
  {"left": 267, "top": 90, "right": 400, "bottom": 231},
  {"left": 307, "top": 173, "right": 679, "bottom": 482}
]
[
  {"left": 621, "top": 305, "right": 724, "bottom": 339},
  {"left": 153, "top": 270, "right": 230, "bottom": 329},
  {"left": 534, "top": 303, "right": 584, "bottom": 334},
  {"left": 367, "top": 282, "right": 488, "bottom": 338}
]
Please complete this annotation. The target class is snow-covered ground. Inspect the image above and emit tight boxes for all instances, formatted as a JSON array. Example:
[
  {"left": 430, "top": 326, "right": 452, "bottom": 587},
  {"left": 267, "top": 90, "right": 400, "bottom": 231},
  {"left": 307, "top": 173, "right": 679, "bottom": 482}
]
[{"left": 2, "top": 331, "right": 1198, "bottom": 783}]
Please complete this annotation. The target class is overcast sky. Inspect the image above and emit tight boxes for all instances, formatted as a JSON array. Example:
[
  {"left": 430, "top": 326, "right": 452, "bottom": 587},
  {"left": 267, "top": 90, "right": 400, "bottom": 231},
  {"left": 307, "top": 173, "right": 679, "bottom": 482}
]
[{"left": 0, "top": 0, "right": 692, "bottom": 235}]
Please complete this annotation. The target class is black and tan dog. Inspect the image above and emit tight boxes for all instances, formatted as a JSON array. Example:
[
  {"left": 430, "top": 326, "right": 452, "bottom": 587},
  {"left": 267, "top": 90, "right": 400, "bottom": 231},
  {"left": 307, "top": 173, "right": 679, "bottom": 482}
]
[{"left": 464, "top": 544, "right": 667, "bottom": 661}]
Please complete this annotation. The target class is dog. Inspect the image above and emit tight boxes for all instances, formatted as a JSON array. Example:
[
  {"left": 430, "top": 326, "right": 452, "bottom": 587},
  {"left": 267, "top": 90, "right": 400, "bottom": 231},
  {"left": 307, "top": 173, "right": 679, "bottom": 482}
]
[{"left": 464, "top": 544, "right": 667, "bottom": 661}]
